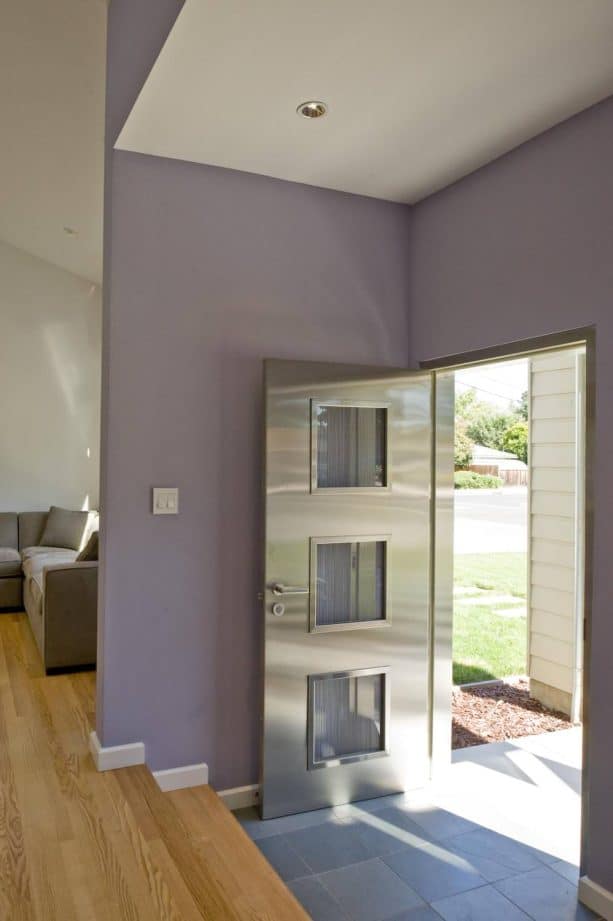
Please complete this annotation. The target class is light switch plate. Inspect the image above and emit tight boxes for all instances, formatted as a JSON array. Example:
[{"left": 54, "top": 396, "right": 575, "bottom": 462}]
[{"left": 152, "top": 487, "right": 179, "bottom": 515}]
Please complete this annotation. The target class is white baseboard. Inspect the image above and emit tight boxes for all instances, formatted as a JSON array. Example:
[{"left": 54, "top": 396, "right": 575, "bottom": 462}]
[
  {"left": 579, "top": 876, "right": 613, "bottom": 921},
  {"left": 152, "top": 763, "right": 209, "bottom": 792},
  {"left": 89, "top": 731, "right": 145, "bottom": 771},
  {"left": 217, "top": 784, "right": 259, "bottom": 810}
]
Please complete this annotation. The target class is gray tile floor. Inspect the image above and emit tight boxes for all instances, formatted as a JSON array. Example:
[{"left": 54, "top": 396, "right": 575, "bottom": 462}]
[{"left": 236, "top": 729, "right": 600, "bottom": 921}]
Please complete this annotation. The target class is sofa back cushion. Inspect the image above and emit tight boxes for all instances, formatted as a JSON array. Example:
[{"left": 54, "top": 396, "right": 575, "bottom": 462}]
[
  {"left": 39, "top": 506, "right": 89, "bottom": 551},
  {"left": 0, "top": 513, "right": 18, "bottom": 551},
  {"left": 18, "top": 512, "right": 48, "bottom": 551}
]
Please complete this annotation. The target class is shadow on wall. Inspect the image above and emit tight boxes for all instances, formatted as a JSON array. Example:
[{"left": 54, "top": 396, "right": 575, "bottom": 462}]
[{"left": 0, "top": 240, "right": 101, "bottom": 512}]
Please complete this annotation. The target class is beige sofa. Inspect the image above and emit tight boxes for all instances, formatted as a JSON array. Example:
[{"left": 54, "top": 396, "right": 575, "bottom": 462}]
[{"left": 0, "top": 511, "right": 98, "bottom": 672}]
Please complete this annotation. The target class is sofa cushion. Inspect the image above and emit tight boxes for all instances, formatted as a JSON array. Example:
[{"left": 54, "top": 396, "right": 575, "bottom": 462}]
[
  {"left": 39, "top": 507, "right": 89, "bottom": 551},
  {"left": 21, "top": 546, "right": 73, "bottom": 562},
  {"left": 18, "top": 512, "right": 48, "bottom": 552},
  {"left": 22, "top": 549, "right": 78, "bottom": 581},
  {"left": 0, "top": 514, "right": 18, "bottom": 551},
  {"left": 77, "top": 531, "right": 99, "bottom": 562},
  {"left": 0, "top": 547, "right": 21, "bottom": 578}
]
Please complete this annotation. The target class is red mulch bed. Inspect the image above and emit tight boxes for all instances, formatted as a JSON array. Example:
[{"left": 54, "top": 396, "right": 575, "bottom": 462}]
[{"left": 452, "top": 676, "right": 571, "bottom": 749}]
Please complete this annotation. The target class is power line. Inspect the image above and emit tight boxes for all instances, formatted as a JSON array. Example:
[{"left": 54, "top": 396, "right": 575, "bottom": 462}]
[{"left": 456, "top": 382, "right": 521, "bottom": 406}]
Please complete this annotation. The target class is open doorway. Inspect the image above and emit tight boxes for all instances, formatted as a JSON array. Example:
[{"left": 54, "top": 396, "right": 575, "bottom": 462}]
[
  {"left": 424, "top": 340, "right": 589, "bottom": 906},
  {"left": 451, "top": 346, "right": 585, "bottom": 751}
]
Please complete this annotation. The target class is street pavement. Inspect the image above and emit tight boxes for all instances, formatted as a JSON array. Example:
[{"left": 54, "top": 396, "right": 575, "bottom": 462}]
[{"left": 455, "top": 486, "right": 527, "bottom": 554}]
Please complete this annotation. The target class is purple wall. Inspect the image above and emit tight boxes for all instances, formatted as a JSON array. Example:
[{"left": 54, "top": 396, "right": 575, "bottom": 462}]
[
  {"left": 102, "top": 0, "right": 612, "bottom": 893},
  {"left": 409, "top": 95, "right": 613, "bottom": 890},
  {"left": 99, "top": 1, "right": 412, "bottom": 790}
]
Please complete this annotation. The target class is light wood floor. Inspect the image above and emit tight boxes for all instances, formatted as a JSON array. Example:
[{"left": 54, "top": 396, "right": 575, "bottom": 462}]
[{"left": 0, "top": 612, "right": 307, "bottom": 920}]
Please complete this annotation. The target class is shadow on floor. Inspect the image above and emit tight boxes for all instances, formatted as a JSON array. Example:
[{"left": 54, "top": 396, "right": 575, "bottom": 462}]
[{"left": 236, "top": 793, "right": 597, "bottom": 921}]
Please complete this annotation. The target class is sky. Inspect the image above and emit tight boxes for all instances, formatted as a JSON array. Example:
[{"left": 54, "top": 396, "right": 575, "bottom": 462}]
[{"left": 455, "top": 358, "right": 528, "bottom": 411}]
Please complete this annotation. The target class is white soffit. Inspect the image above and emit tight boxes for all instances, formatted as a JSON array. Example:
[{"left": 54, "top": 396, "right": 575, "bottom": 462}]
[{"left": 116, "top": 0, "right": 613, "bottom": 203}]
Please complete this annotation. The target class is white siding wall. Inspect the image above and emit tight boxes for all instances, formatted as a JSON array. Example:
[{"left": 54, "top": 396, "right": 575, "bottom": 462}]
[{"left": 528, "top": 350, "right": 582, "bottom": 716}]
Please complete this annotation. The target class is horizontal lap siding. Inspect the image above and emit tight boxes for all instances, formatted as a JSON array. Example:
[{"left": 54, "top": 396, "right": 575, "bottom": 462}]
[
  {"left": 531, "top": 490, "right": 574, "bottom": 517},
  {"left": 531, "top": 585, "right": 575, "bottom": 619},
  {"left": 529, "top": 352, "right": 578, "bottom": 707},
  {"left": 530, "top": 657, "right": 574, "bottom": 695},
  {"left": 532, "top": 417, "right": 575, "bottom": 443},
  {"left": 531, "top": 538, "right": 575, "bottom": 568},
  {"left": 531, "top": 444, "right": 575, "bottom": 468},
  {"left": 532, "top": 608, "right": 575, "bottom": 644},
  {"left": 531, "top": 467, "right": 575, "bottom": 493}
]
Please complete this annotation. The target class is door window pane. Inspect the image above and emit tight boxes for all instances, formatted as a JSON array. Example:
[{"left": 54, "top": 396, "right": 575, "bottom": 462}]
[
  {"left": 309, "top": 671, "right": 387, "bottom": 767},
  {"left": 314, "top": 540, "right": 386, "bottom": 628},
  {"left": 315, "top": 405, "right": 387, "bottom": 488}
]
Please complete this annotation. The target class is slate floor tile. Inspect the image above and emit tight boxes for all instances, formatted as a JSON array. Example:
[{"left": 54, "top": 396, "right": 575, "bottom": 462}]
[
  {"left": 550, "top": 859, "right": 581, "bottom": 884},
  {"left": 338, "top": 816, "right": 411, "bottom": 858},
  {"left": 339, "top": 807, "right": 438, "bottom": 858},
  {"left": 445, "top": 827, "right": 548, "bottom": 880},
  {"left": 370, "top": 807, "right": 438, "bottom": 849},
  {"left": 286, "top": 819, "right": 374, "bottom": 873},
  {"left": 386, "top": 908, "right": 445, "bottom": 920},
  {"left": 494, "top": 865, "right": 599, "bottom": 920},
  {"left": 235, "top": 804, "right": 337, "bottom": 840},
  {"left": 255, "top": 834, "right": 311, "bottom": 881},
  {"left": 319, "top": 858, "right": 426, "bottom": 921},
  {"left": 289, "top": 876, "right": 349, "bottom": 920},
  {"left": 334, "top": 794, "right": 410, "bottom": 818},
  {"left": 432, "top": 884, "right": 531, "bottom": 920},
  {"left": 383, "top": 842, "right": 486, "bottom": 902},
  {"left": 400, "top": 806, "right": 478, "bottom": 842}
]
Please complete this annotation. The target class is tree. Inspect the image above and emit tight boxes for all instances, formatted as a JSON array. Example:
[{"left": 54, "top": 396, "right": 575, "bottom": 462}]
[
  {"left": 466, "top": 412, "right": 515, "bottom": 452},
  {"left": 513, "top": 390, "right": 528, "bottom": 421},
  {"left": 454, "top": 421, "right": 473, "bottom": 469},
  {"left": 455, "top": 388, "right": 515, "bottom": 452},
  {"left": 503, "top": 421, "right": 528, "bottom": 464}
]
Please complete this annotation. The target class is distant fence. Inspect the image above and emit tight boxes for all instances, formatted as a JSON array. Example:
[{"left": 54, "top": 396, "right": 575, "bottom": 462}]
[{"left": 468, "top": 464, "right": 528, "bottom": 486}]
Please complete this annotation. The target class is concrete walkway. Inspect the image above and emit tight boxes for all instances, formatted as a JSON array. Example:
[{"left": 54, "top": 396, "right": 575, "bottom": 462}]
[{"left": 446, "top": 727, "right": 582, "bottom": 866}]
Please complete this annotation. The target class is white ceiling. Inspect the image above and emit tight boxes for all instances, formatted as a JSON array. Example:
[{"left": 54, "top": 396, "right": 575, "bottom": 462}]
[
  {"left": 116, "top": 0, "right": 613, "bottom": 203},
  {"left": 1, "top": 0, "right": 107, "bottom": 283}
]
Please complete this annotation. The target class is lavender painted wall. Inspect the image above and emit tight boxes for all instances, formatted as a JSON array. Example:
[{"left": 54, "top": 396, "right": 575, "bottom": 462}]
[
  {"left": 100, "top": 0, "right": 411, "bottom": 791},
  {"left": 409, "top": 96, "right": 613, "bottom": 890},
  {"left": 102, "top": 0, "right": 612, "bottom": 892}
]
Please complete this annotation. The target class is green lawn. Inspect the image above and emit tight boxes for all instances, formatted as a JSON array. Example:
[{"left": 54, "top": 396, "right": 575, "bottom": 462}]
[{"left": 453, "top": 553, "right": 527, "bottom": 685}]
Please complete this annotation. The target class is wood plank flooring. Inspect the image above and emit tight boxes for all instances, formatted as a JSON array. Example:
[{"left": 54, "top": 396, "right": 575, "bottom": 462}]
[{"left": 0, "top": 613, "right": 307, "bottom": 920}]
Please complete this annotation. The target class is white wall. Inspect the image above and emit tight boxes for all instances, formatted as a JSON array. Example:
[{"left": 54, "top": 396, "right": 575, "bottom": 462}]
[
  {"left": 528, "top": 348, "right": 584, "bottom": 717},
  {"left": 0, "top": 240, "right": 101, "bottom": 512}
]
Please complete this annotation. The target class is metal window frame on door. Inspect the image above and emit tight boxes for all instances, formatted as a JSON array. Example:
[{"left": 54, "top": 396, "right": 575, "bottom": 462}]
[
  {"left": 310, "top": 398, "right": 392, "bottom": 494},
  {"left": 308, "top": 534, "right": 392, "bottom": 634},
  {"left": 306, "top": 665, "right": 391, "bottom": 771}
]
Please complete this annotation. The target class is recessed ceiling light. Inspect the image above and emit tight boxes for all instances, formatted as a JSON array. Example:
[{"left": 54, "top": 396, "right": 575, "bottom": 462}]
[
  {"left": 63, "top": 226, "right": 78, "bottom": 236},
  {"left": 296, "top": 100, "right": 327, "bottom": 119}
]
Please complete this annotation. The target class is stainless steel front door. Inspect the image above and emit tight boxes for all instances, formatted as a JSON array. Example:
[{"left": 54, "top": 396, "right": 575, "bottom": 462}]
[{"left": 261, "top": 359, "right": 433, "bottom": 819}]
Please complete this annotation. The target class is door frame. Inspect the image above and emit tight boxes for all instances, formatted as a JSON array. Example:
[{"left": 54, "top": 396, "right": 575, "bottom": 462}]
[{"left": 422, "top": 324, "right": 595, "bottom": 876}]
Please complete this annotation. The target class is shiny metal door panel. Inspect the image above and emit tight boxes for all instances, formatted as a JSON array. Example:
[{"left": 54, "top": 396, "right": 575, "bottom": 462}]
[{"left": 261, "top": 359, "right": 433, "bottom": 819}]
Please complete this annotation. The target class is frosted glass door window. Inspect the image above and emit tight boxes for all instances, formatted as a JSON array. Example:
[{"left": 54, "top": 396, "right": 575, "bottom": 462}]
[
  {"left": 309, "top": 670, "right": 388, "bottom": 768},
  {"left": 314, "top": 404, "right": 387, "bottom": 489},
  {"left": 312, "top": 539, "right": 387, "bottom": 630}
]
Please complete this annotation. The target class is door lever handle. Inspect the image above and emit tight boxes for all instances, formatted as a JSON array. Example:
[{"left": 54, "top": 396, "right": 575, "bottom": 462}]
[{"left": 271, "top": 583, "right": 309, "bottom": 596}]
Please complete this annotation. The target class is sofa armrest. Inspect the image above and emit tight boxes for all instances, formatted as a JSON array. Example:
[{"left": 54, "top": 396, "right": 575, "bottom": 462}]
[
  {"left": 43, "top": 560, "right": 98, "bottom": 576},
  {"left": 43, "top": 561, "right": 98, "bottom": 670}
]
